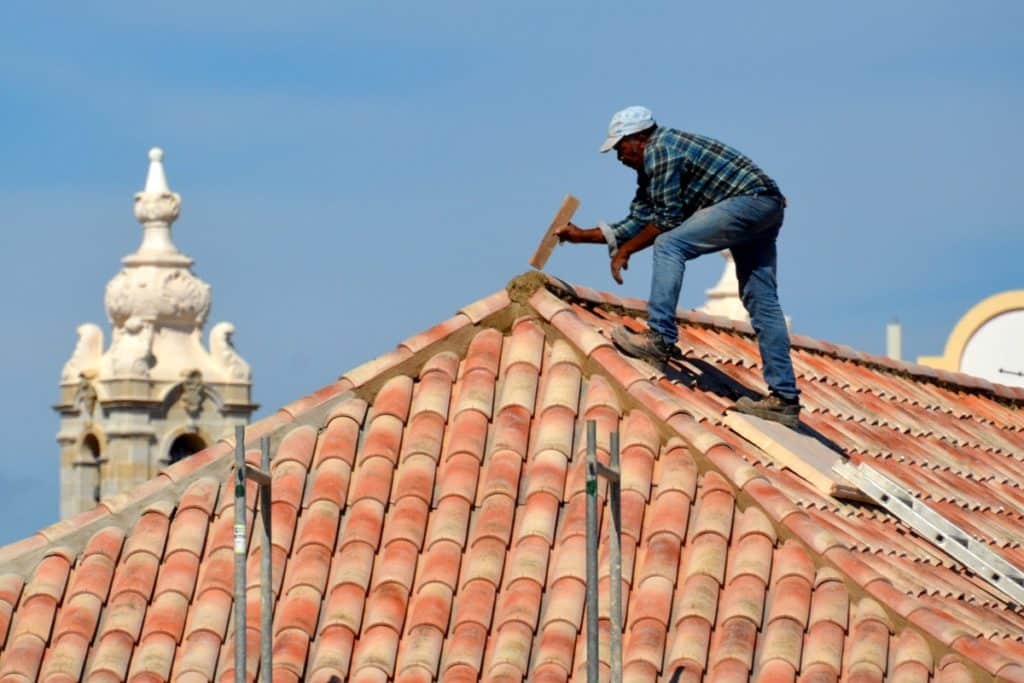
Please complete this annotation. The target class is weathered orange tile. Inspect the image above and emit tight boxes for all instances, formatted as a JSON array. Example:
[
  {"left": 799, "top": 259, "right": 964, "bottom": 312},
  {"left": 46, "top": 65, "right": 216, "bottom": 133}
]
[
  {"left": 532, "top": 619, "right": 577, "bottom": 678},
  {"left": 535, "top": 356, "right": 582, "bottom": 416},
  {"left": 629, "top": 574, "right": 674, "bottom": 630},
  {"left": 445, "top": 409, "right": 490, "bottom": 465},
  {"left": 636, "top": 533, "right": 682, "bottom": 587},
  {"left": 442, "top": 621, "right": 489, "bottom": 675},
  {"left": 409, "top": 367, "right": 454, "bottom": 424},
  {"left": 545, "top": 306, "right": 613, "bottom": 359},
  {"left": 139, "top": 589, "right": 189, "bottom": 643},
  {"left": 802, "top": 619, "right": 845, "bottom": 673},
  {"left": 308, "top": 623, "right": 356, "bottom": 680},
  {"left": 642, "top": 490, "right": 691, "bottom": 545},
  {"left": 685, "top": 531, "right": 729, "bottom": 585},
  {"left": 490, "top": 405, "right": 532, "bottom": 460},
  {"left": 708, "top": 655, "right": 750, "bottom": 682},
  {"left": 477, "top": 449, "right": 522, "bottom": 505},
  {"left": 128, "top": 630, "right": 177, "bottom": 681},
  {"left": 406, "top": 581, "right": 453, "bottom": 634},
  {"left": 89, "top": 630, "right": 137, "bottom": 680},
  {"left": 321, "top": 582, "right": 367, "bottom": 635},
  {"left": 717, "top": 573, "right": 766, "bottom": 627},
  {"left": 395, "top": 624, "right": 445, "bottom": 681},
  {"left": 624, "top": 616, "right": 666, "bottom": 674},
  {"left": 371, "top": 539, "right": 419, "bottom": 593},
  {"left": 363, "top": 581, "right": 411, "bottom": 634},
  {"left": 531, "top": 406, "right": 576, "bottom": 467},
  {"left": 485, "top": 620, "right": 533, "bottom": 679},
  {"left": 760, "top": 615, "right": 804, "bottom": 670},
  {"left": 653, "top": 445, "right": 698, "bottom": 500},
  {"left": 450, "top": 577, "right": 496, "bottom": 634},
  {"left": 755, "top": 657, "right": 797, "bottom": 683},
  {"left": 709, "top": 612, "right": 757, "bottom": 671},
  {"left": 153, "top": 549, "right": 201, "bottom": 603},
  {"left": 436, "top": 452, "right": 482, "bottom": 507},
  {"left": 317, "top": 409, "right": 363, "bottom": 469},
  {"left": 451, "top": 367, "right": 497, "bottom": 421},
  {"left": 503, "top": 534, "right": 551, "bottom": 588},
  {"left": 38, "top": 630, "right": 89, "bottom": 680},
  {"left": 495, "top": 362, "right": 540, "bottom": 417},
  {"left": 395, "top": 420, "right": 443, "bottom": 475},
  {"left": 666, "top": 614, "right": 712, "bottom": 673},
  {"left": 808, "top": 577, "right": 850, "bottom": 631},
  {"left": 382, "top": 496, "right": 429, "bottom": 550},
  {"left": 768, "top": 575, "right": 812, "bottom": 629}
]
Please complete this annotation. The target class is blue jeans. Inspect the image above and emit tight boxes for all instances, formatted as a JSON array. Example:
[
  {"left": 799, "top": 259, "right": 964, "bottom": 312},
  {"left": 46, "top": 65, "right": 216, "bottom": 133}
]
[{"left": 647, "top": 195, "right": 800, "bottom": 400}]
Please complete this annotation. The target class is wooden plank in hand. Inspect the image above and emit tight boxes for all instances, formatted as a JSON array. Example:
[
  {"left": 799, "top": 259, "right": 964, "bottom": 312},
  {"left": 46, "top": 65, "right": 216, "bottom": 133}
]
[{"left": 529, "top": 194, "right": 581, "bottom": 271}]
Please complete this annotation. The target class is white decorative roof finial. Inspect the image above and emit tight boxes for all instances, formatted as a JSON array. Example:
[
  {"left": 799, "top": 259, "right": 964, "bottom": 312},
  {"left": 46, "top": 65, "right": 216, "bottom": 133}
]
[
  {"left": 127, "top": 146, "right": 188, "bottom": 266},
  {"left": 106, "top": 144, "right": 211, "bottom": 343},
  {"left": 144, "top": 147, "right": 170, "bottom": 193}
]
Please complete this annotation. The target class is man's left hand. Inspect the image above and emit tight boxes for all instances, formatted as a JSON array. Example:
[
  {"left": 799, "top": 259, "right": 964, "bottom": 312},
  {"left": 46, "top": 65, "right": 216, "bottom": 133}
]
[{"left": 611, "top": 250, "right": 630, "bottom": 285}]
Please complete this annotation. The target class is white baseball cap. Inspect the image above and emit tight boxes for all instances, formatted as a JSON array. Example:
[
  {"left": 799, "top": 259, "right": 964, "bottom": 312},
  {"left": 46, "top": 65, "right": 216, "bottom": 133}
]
[{"left": 599, "top": 105, "right": 655, "bottom": 153}]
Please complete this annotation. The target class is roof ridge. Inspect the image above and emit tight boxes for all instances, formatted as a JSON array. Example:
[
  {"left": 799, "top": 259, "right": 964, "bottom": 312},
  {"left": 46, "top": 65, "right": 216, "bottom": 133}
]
[
  {"left": 521, "top": 282, "right": 1011, "bottom": 679},
  {"left": 524, "top": 271, "right": 1024, "bottom": 405},
  {"left": 0, "top": 289, "right": 516, "bottom": 580}
]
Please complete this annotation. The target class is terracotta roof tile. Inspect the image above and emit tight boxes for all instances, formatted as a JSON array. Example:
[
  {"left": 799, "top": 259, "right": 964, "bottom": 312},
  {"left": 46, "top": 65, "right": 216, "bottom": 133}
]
[{"left": 5, "top": 276, "right": 1024, "bottom": 680}]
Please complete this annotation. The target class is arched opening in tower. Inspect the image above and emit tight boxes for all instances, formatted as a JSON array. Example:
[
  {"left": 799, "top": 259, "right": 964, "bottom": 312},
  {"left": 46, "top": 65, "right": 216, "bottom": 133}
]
[
  {"left": 169, "top": 433, "right": 206, "bottom": 464},
  {"left": 82, "top": 434, "right": 102, "bottom": 504}
]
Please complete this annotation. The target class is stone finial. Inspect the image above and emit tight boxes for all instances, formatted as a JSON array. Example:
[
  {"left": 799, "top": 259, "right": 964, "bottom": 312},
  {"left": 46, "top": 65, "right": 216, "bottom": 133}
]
[
  {"left": 130, "top": 147, "right": 186, "bottom": 263},
  {"left": 144, "top": 147, "right": 170, "bottom": 193}
]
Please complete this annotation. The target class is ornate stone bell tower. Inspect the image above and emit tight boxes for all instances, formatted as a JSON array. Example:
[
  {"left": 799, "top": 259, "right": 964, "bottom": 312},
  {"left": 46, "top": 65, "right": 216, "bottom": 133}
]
[{"left": 54, "top": 148, "right": 257, "bottom": 518}]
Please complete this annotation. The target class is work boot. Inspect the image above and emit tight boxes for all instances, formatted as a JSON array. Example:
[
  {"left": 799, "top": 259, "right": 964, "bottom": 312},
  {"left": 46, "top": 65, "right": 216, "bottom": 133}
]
[
  {"left": 611, "top": 325, "right": 678, "bottom": 364},
  {"left": 732, "top": 393, "right": 801, "bottom": 428}
]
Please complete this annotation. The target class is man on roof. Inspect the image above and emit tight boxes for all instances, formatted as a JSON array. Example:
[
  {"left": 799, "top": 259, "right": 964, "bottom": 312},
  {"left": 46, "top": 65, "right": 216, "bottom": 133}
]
[{"left": 556, "top": 105, "right": 801, "bottom": 427}]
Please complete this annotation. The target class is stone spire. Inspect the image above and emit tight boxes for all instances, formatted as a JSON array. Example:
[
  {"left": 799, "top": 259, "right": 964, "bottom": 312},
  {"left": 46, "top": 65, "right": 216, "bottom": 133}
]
[
  {"left": 55, "top": 148, "right": 256, "bottom": 519},
  {"left": 700, "top": 251, "right": 750, "bottom": 322},
  {"left": 125, "top": 147, "right": 190, "bottom": 267}
]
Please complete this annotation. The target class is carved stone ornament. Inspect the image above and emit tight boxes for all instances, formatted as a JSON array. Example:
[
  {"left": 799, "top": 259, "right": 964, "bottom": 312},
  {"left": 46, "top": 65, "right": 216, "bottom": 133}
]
[
  {"left": 61, "top": 323, "right": 104, "bottom": 384},
  {"left": 104, "top": 266, "right": 212, "bottom": 329},
  {"left": 180, "top": 369, "right": 205, "bottom": 416},
  {"left": 74, "top": 378, "right": 98, "bottom": 417},
  {"left": 133, "top": 190, "right": 181, "bottom": 225},
  {"left": 102, "top": 316, "right": 154, "bottom": 378},
  {"left": 210, "top": 322, "right": 252, "bottom": 381}
]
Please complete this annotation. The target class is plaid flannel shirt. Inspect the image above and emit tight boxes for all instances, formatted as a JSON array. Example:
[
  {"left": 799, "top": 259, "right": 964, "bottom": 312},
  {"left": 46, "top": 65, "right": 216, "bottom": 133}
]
[{"left": 599, "top": 127, "right": 781, "bottom": 253}]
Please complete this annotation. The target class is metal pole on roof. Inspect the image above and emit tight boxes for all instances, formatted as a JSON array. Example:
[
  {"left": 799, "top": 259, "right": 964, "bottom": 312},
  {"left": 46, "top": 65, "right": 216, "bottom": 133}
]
[
  {"left": 585, "top": 420, "right": 600, "bottom": 683},
  {"left": 233, "top": 425, "right": 247, "bottom": 683},
  {"left": 260, "top": 436, "right": 273, "bottom": 683},
  {"left": 608, "top": 430, "right": 623, "bottom": 683}
]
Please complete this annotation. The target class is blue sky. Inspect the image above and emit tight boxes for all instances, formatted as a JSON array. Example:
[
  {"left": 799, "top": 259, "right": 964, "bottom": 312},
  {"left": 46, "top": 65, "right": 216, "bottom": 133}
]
[{"left": 1, "top": 2, "right": 1021, "bottom": 544}]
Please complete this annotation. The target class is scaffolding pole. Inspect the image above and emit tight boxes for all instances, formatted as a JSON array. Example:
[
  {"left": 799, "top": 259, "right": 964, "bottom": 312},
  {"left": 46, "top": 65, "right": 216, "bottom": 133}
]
[
  {"left": 585, "top": 421, "right": 599, "bottom": 683},
  {"left": 259, "top": 437, "right": 273, "bottom": 683},
  {"left": 233, "top": 426, "right": 274, "bottom": 683},
  {"left": 233, "top": 426, "right": 246, "bottom": 683},
  {"left": 585, "top": 420, "right": 623, "bottom": 683},
  {"left": 608, "top": 430, "right": 623, "bottom": 683}
]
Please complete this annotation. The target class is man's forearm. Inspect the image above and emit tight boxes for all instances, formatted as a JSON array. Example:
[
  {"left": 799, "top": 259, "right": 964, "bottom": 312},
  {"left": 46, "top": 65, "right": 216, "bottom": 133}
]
[
  {"left": 619, "top": 223, "right": 661, "bottom": 256},
  {"left": 573, "top": 227, "right": 606, "bottom": 244}
]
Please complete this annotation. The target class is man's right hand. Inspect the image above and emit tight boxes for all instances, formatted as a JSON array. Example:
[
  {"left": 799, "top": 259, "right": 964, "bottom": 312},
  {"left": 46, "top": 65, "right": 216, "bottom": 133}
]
[{"left": 555, "top": 222, "right": 585, "bottom": 243}]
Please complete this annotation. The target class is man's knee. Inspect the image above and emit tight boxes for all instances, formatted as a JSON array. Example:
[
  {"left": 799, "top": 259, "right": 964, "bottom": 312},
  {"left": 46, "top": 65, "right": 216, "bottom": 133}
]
[{"left": 653, "top": 231, "right": 696, "bottom": 260}]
